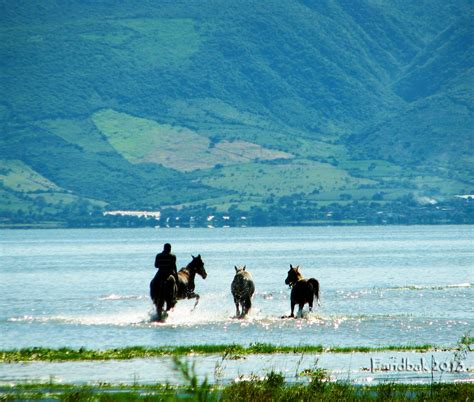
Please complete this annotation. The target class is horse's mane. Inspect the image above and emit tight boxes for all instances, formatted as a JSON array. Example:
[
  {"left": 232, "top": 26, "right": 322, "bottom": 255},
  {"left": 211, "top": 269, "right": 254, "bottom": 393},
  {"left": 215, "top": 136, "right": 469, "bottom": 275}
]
[
  {"left": 178, "top": 257, "right": 201, "bottom": 283},
  {"left": 290, "top": 267, "right": 304, "bottom": 282},
  {"left": 180, "top": 259, "right": 196, "bottom": 274}
]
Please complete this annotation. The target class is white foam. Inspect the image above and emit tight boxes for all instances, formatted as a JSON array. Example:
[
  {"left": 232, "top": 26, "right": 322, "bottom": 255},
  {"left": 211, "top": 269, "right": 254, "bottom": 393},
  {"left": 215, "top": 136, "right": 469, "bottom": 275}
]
[
  {"left": 8, "top": 311, "right": 149, "bottom": 327},
  {"left": 157, "top": 298, "right": 232, "bottom": 326},
  {"left": 98, "top": 294, "right": 146, "bottom": 301}
]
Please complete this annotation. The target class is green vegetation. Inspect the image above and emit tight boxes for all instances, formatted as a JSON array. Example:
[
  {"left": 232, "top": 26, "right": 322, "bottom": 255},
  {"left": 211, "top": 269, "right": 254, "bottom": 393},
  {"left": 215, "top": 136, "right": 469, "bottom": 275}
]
[
  {"left": 221, "top": 381, "right": 474, "bottom": 402},
  {"left": 0, "top": 159, "right": 106, "bottom": 220},
  {"left": 1, "top": 338, "right": 472, "bottom": 399},
  {"left": 37, "top": 118, "right": 115, "bottom": 154},
  {"left": 92, "top": 109, "right": 290, "bottom": 172},
  {"left": 200, "top": 159, "right": 375, "bottom": 196},
  {"left": 0, "top": 343, "right": 441, "bottom": 363},
  {"left": 92, "top": 109, "right": 210, "bottom": 168},
  {"left": 0, "top": 159, "right": 60, "bottom": 193},
  {"left": 1, "top": 1, "right": 472, "bottom": 226},
  {"left": 1, "top": 372, "right": 473, "bottom": 401}
]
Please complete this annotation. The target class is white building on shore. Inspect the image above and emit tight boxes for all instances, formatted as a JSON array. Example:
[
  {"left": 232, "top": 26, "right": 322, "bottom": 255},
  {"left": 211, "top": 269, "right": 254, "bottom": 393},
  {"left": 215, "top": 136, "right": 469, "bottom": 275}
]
[{"left": 104, "top": 210, "right": 161, "bottom": 220}]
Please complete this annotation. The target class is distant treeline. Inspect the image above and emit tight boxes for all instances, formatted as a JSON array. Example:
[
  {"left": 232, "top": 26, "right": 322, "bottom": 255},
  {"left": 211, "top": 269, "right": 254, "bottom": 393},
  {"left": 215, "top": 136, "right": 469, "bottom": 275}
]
[{"left": 2, "top": 197, "right": 472, "bottom": 229}]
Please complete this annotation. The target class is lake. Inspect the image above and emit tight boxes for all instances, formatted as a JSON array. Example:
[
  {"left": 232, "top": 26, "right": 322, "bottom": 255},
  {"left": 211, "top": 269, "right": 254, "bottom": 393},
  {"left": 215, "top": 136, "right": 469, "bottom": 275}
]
[{"left": 1, "top": 225, "right": 472, "bottom": 350}]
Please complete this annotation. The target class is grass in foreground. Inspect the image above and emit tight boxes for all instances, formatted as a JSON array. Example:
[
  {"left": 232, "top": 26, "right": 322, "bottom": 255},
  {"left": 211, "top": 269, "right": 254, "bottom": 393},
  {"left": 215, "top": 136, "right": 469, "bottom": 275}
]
[
  {"left": 0, "top": 343, "right": 441, "bottom": 363},
  {"left": 1, "top": 370, "right": 473, "bottom": 401}
]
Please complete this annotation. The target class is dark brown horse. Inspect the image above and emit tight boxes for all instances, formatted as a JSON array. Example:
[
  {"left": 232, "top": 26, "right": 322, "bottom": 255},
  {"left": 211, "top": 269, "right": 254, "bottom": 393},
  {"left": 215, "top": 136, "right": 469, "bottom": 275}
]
[
  {"left": 176, "top": 254, "right": 207, "bottom": 306},
  {"left": 284, "top": 265, "right": 320, "bottom": 318},
  {"left": 150, "top": 255, "right": 207, "bottom": 321}
]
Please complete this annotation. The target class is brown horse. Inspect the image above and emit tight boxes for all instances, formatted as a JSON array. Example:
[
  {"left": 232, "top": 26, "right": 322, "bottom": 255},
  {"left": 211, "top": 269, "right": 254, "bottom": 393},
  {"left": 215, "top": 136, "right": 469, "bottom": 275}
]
[
  {"left": 150, "top": 255, "right": 207, "bottom": 321},
  {"left": 176, "top": 254, "right": 207, "bottom": 307},
  {"left": 284, "top": 265, "right": 320, "bottom": 318}
]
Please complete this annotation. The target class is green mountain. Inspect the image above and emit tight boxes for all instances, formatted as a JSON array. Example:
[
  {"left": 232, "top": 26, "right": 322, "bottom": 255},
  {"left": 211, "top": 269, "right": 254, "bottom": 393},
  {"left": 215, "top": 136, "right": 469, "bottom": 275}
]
[
  {"left": 1, "top": 0, "right": 473, "bottom": 225},
  {"left": 350, "top": 14, "right": 473, "bottom": 183}
]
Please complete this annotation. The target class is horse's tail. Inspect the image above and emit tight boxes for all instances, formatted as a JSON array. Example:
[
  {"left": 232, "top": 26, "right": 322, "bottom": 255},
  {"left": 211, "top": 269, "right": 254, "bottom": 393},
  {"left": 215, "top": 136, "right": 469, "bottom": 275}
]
[
  {"left": 245, "top": 280, "right": 255, "bottom": 310},
  {"left": 308, "top": 278, "right": 320, "bottom": 306}
]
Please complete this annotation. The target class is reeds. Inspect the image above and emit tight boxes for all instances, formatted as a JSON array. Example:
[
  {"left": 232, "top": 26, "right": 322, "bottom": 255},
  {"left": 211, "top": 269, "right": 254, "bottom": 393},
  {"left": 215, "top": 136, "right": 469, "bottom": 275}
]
[
  {"left": 0, "top": 343, "right": 438, "bottom": 363},
  {"left": 1, "top": 373, "right": 472, "bottom": 401}
]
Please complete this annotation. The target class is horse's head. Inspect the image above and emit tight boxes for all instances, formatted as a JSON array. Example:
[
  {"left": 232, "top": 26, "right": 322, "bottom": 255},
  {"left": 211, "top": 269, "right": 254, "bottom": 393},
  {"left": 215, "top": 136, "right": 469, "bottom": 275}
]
[
  {"left": 285, "top": 264, "right": 302, "bottom": 287},
  {"left": 190, "top": 254, "right": 207, "bottom": 279},
  {"left": 234, "top": 265, "right": 246, "bottom": 274}
]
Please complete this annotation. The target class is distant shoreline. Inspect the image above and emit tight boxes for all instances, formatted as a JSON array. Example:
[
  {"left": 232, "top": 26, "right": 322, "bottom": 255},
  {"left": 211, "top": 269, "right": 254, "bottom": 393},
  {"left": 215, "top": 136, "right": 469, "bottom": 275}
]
[{"left": 1, "top": 221, "right": 474, "bottom": 230}]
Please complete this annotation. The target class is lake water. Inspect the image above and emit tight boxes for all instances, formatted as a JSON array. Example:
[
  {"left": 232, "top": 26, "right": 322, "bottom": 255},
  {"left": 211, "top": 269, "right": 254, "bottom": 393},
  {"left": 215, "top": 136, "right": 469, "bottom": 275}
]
[
  {"left": 2, "top": 351, "right": 473, "bottom": 385},
  {"left": 1, "top": 225, "right": 472, "bottom": 351}
]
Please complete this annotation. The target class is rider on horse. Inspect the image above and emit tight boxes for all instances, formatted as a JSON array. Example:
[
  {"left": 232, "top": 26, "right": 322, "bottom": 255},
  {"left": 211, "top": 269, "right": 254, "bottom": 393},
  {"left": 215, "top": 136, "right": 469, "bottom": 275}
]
[{"left": 153, "top": 243, "right": 178, "bottom": 286}]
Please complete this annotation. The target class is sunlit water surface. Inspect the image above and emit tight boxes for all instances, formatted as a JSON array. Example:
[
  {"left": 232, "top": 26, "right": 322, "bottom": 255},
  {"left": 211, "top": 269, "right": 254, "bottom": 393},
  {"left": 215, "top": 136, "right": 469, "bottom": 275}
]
[{"left": 1, "top": 226, "right": 472, "bottom": 350}]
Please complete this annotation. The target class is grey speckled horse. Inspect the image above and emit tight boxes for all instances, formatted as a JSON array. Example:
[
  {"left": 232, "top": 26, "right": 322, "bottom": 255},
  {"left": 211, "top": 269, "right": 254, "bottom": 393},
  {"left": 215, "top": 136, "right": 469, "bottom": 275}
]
[{"left": 231, "top": 266, "right": 255, "bottom": 318}]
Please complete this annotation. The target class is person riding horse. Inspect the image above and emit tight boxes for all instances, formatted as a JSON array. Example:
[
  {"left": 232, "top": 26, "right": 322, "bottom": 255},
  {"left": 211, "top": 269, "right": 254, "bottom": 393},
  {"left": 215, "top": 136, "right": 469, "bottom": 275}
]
[
  {"left": 153, "top": 243, "right": 178, "bottom": 290},
  {"left": 150, "top": 244, "right": 207, "bottom": 321}
]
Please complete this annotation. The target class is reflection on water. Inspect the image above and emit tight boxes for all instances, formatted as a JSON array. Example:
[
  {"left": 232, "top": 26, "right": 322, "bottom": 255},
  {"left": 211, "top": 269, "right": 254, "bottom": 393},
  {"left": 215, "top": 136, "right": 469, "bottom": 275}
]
[{"left": 1, "top": 226, "right": 473, "bottom": 351}]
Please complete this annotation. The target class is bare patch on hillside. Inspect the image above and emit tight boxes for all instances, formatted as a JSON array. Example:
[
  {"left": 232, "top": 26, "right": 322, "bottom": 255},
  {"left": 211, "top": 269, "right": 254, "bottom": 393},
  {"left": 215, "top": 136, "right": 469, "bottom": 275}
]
[
  {"left": 93, "top": 109, "right": 292, "bottom": 172},
  {"left": 144, "top": 139, "right": 292, "bottom": 171},
  {"left": 211, "top": 141, "right": 292, "bottom": 162}
]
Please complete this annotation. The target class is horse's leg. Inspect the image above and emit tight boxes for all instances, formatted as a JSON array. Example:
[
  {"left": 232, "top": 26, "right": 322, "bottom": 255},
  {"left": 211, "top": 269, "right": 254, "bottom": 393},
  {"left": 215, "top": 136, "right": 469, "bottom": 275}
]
[
  {"left": 186, "top": 292, "right": 200, "bottom": 310},
  {"left": 151, "top": 280, "right": 164, "bottom": 322},
  {"left": 157, "top": 280, "right": 169, "bottom": 322},
  {"left": 290, "top": 302, "right": 296, "bottom": 318},
  {"left": 150, "top": 278, "right": 158, "bottom": 320},
  {"left": 192, "top": 294, "right": 200, "bottom": 310},
  {"left": 244, "top": 296, "right": 252, "bottom": 316},
  {"left": 297, "top": 304, "right": 304, "bottom": 318},
  {"left": 156, "top": 298, "right": 164, "bottom": 322},
  {"left": 240, "top": 300, "right": 247, "bottom": 318},
  {"left": 234, "top": 297, "right": 240, "bottom": 317}
]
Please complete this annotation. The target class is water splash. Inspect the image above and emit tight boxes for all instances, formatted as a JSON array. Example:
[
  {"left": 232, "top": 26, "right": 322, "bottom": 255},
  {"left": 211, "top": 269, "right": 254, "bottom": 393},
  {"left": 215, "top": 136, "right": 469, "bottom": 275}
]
[
  {"left": 6, "top": 309, "right": 424, "bottom": 330},
  {"left": 98, "top": 294, "right": 146, "bottom": 301},
  {"left": 8, "top": 311, "right": 150, "bottom": 327}
]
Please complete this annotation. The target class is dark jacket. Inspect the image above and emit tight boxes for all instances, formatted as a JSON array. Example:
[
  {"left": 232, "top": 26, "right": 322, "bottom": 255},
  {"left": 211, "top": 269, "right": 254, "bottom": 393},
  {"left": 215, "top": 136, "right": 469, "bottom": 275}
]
[{"left": 154, "top": 251, "right": 177, "bottom": 281}]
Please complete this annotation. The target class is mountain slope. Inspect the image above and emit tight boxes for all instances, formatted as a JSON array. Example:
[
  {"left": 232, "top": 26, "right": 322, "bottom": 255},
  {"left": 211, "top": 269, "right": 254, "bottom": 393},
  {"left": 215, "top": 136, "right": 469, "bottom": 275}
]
[
  {"left": 0, "top": 0, "right": 472, "bottom": 223},
  {"left": 350, "top": 15, "right": 473, "bottom": 181},
  {"left": 394, "top": 15, "right": 473, "bottom": 102}
]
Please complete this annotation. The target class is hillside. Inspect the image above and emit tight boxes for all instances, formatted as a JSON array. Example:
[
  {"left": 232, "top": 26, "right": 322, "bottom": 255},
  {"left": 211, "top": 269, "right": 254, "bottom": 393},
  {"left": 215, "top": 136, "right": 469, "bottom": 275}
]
[
  {"left": 0, "top": 0, "right": 473, "bottom": 226},
  {"left": 350, "top": 14, "right": 473, "bottom": 182}
]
